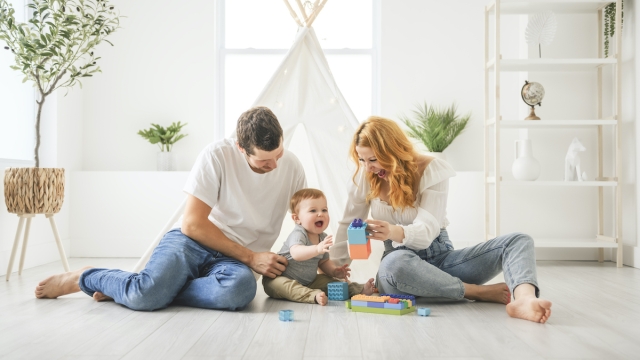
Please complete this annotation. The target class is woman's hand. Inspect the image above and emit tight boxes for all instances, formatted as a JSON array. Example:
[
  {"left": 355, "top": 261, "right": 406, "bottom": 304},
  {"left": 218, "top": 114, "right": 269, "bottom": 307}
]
[
  {"left": 366, "top": 219, "right": 405, "bottom": 243},
  {"left": 316, "top": 234, "right": 333, "bottom": 254},
  {"left": 332, "top": 264, "right": 352, "bottom": 280}
]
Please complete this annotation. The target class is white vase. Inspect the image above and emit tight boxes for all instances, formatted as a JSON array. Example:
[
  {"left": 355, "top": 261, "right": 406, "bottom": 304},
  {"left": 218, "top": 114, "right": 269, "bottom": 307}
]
[
  {"left": 426, "top": 152, "right": 447, "bottom": 161},
  {"left": 157, "top": 152, "right": 177, "bottom": 171},
  {"left": 512, "top": 139, "right": 541, "bottom": 181}
]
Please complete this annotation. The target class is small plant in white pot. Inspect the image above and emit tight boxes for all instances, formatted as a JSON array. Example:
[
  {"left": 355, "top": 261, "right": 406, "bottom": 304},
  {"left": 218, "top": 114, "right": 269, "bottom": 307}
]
[
  {"left": 1, "top": 0, "right": 121, "bottom": 214},
  {"left": 400, "top": 102, "right": 471, "bottom": 161},
  {"left": 138, "top": 122, "right": 188, "bottom": 171}
]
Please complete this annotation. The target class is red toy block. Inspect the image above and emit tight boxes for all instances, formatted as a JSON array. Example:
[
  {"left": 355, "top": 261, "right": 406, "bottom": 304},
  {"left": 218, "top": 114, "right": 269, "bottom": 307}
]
[
  {"left": 388, "top": 298, "right": 400, "bottom": 304},
  {"left": 348, "top": 241, "right": 371, "bottom": 259}
]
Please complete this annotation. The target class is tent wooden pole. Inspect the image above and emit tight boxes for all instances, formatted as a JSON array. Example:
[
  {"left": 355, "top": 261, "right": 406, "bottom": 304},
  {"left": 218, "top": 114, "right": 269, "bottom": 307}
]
[
  {"left": 306, "top": 0, "right": 327, "bottom": 27},
  {"left": 283, "top": 0, "right": 303, "bottom": 27},
  {"left": 295, "top": 0, "right": 309, "bottom": 22},
  {"left": 304, "top": 0, "right": 321, "bottom": 27}
]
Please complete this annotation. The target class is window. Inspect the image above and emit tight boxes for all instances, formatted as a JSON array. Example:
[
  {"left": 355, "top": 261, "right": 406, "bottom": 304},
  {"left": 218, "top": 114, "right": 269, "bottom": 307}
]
[
  {"left": 0, "top": 0, "right": 35, "bottom": 161},
  {"left": 216, "top": 0, "right": 379, "bottom": 139}
]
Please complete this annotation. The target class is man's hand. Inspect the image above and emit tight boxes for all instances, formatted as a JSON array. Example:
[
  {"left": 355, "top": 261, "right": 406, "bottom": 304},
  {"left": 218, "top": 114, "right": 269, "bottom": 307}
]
[
  {"left": 248, "top": 252, "right": 288, "bottom": 279},
  {"left": 316, "top": 234, "right": 333, "bottom": 254}
]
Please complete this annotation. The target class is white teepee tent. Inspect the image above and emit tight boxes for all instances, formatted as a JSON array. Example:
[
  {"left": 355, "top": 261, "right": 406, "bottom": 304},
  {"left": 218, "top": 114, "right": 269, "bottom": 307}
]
[
  {"left": 244, "top": 0, "right": 359, "bottom": 234},
  {"left": 132, "top": 0, "right": 359, "bottom": 272}
]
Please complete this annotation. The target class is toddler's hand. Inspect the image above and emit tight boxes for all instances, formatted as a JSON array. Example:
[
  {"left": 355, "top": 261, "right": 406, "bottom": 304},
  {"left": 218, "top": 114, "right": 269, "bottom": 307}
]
[
  {"left": 333, "top": 264, "right": 352, "bottom": 280},
  {"left": 316, "top": 234, "right": 333, "bottom": 254}
]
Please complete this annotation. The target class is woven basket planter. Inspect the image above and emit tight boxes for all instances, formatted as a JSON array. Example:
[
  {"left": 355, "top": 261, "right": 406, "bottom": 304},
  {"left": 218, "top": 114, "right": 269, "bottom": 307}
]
[{"left": 4, "top": 168, "right": 65, "bottom": 214}]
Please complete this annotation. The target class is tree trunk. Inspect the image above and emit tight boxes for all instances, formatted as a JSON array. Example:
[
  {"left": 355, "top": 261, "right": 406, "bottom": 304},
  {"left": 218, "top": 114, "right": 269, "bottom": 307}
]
[{"left": 34, "top": 93, "right": 46, "bottom": 168}]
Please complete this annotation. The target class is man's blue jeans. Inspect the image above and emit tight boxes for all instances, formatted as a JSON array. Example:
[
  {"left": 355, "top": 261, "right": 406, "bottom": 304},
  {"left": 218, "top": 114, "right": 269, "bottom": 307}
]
[
  {"left": 377, "top": 230, "right": 540, "bottom": 299},
  {"left": 78, "top": 229, "right": 257, "bottom": 311}
]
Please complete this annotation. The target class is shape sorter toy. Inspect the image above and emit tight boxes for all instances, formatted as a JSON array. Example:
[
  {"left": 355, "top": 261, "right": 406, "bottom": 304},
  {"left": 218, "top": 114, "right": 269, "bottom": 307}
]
[
  {"left": 347, "top": 218, "right": 371, "bottom": 259},
  {"left": 327, "top": 282, "right": 349, "bottom": 301},
  {"left": 346, "top": 294, "right": 416, "bottom": 315}
]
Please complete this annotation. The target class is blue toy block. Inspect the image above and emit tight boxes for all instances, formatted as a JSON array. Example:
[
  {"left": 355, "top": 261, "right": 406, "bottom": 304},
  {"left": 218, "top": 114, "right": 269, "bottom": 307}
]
[
  {"left": 367, "top": 301, "right": 385, "bottom": 308},
  {"left": 279, "top": 309, "right": 294, "bottom": 321},
  {"left": 327, "top": 282, "right": 349, "bottom": 301},
  {"left": 351, "top": 300, "right": 368, "bottom": 307},
  {"left": 383, "top": 303, "right": 403, "bottom": 310},
  {"left": 381, "top": 294, "right": 416, "bottom": 302},
  {"left": 417, "top": 308, "right": 431, "bottom": 317},
  {"left": 347, "top": 218, "right": 368, "bottom": 245}
]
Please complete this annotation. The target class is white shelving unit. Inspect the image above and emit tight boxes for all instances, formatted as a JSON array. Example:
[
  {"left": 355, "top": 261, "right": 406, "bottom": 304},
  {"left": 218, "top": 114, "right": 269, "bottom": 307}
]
[{"left": 484, "top": 0, "right": 623, "bottom": 266}]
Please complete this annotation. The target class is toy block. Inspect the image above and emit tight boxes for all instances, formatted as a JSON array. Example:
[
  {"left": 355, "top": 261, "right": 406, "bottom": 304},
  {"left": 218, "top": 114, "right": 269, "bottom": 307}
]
[
  {"left": 279, "top": 309, "right": 294, "bottom": 322},
  {"left": 388, "top": 298, "right": 400, "bottom": 304},
  {"left": 351, "top": 295, "right": 390, "bottom": 302},
  {"left": 381, "top": 294, "right": 416, "bottom": 302},
  {"left": 418, "top": 307, "right": 431, "bottom": 316},
  {"left": 348, "top": 242, "right": 371, "bottom": 259},
  {"left": 367, "top": 301, "right": 385, "bottom": 308},
  {"left": 384, "top": 302, "right": 403, "bottom": 310},
  {"left": 327, "top": 282, "right": 349, "bottom": 301},
  {"left": 351, "top": 300, "right": 368, "bottom": 307},
  {"left": 347, "top": 218, "right": 368, "bottom": 244},
  {"left": 350, "top": 305, "right": 415, "bottom": 316}
]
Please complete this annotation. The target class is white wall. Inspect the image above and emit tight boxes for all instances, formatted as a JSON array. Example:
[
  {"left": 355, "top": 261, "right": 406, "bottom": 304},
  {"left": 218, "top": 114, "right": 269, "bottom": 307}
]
[
  {"left": 70, "top": 172, "right": 187, "bottom": 257},
  {"left": 80, "top": 0, "right": 216, "bottom": 172}
]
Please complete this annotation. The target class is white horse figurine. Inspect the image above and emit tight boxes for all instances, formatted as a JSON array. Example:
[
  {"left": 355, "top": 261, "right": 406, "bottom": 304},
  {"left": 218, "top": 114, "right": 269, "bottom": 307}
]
[{"left": 565, "top": 137, "right": 587, "bottom": 181}]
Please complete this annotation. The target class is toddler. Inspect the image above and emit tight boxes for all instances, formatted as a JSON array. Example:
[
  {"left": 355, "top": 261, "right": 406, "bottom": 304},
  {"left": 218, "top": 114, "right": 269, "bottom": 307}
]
[{"left": 262, "top": 188, "right": 374, "bottom": 305}]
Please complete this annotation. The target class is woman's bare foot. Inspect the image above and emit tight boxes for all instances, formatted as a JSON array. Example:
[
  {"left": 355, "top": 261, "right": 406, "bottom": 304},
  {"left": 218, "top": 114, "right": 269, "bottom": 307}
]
[
  {"left": 315, "top": 292, "right": 328, "bottom": 306},
  {"left": 34, "top": 266, "right": 92, "bottom": 299},
  {"left": 464, "top": 282, "right": 511, "bottom": 304},
  {"left": 361, "top": 278, "right": 376, "bottom": 295},
  {"left": 507, "top": 296, "right": 552, "bottom": 323},
  {"left": 93, "top": 292, "right": 113, "bottom": 302}
]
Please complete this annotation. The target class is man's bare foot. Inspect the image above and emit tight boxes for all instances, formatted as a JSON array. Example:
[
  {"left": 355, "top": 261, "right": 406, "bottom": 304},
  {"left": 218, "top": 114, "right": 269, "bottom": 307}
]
[
  {"left": 34, "top": 266, "right": 92, "bottom": 299},
  {"left": 506, "top": 296, "right": 552, "bottom": 323},
  {"left": 93, "top": 291, "right": 113, "bottom": 302},
  {"left": 361, "top": 278, "right": 376, "bottom": 296},
  {"left": 315, "top": 292, "right": 328, "bottom": 306},
  {"left": 464, "top": 282, "right": 511, "bottom": 304}
]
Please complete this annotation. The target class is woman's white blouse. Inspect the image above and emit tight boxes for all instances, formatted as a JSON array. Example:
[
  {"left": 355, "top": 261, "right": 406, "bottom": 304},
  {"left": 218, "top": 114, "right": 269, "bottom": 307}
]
[{"left": 330, "top": 158, "right": 456, "bottom": 265}]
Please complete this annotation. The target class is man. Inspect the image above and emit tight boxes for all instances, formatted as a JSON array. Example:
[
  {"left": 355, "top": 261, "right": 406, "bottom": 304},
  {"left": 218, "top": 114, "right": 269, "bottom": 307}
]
[{"left": 35, "top": 107, "right": 306, "bottom": 311}]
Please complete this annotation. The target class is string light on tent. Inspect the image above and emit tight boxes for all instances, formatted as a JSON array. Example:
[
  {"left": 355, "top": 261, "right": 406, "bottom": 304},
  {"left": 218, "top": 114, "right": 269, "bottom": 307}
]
[
  {"left": 275, "top": 101, "right": 284, "bottom": 108},
  {"left": 329, "top": 97, "right": 337, "bottom": 104},
  {"left": 337, "top": 125, "right": 346, "bottom": 133}
]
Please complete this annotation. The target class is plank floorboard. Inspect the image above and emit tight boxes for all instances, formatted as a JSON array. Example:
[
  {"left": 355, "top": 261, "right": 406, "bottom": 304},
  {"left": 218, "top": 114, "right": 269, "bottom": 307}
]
[{"left": 0, "top": 259, "right": 638, "bottom": 360}]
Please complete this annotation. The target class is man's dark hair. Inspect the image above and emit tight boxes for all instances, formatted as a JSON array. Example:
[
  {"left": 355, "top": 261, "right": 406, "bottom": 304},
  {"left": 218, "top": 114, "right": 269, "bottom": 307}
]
[{"left": 236, "top": 106, "right": 283, "bottom": 155}]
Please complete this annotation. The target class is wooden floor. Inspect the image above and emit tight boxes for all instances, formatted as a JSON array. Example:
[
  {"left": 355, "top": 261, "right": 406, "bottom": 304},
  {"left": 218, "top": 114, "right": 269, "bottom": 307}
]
[{"left": 1, "top": 259, "right": 639, "bottom": 360}]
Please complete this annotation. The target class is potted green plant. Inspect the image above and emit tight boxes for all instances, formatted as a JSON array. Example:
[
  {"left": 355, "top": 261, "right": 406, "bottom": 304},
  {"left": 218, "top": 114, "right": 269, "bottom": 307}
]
[
  {"left": 1, "top": 0, "right": 121, "bottom": 214},
  {"left": 138, "top": 122, "right": 188, "bottom": 171},
  {"left": 604, "top": 0, "right": 623, "bottom": 58},
  {"left": 400, "top": 102, "right": 471, "bottom": 160}
]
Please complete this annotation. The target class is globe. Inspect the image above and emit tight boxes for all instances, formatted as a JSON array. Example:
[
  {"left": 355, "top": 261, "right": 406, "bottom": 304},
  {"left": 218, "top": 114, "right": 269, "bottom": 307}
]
[{"left": 521, "top": 80, "right": 545, "bottom": 120}]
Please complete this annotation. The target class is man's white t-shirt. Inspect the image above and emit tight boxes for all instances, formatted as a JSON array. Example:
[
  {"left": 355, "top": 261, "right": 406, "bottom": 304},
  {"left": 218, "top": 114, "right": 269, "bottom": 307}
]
[{"left": 173, "top": 138, "right": 307, "bottom": 253}]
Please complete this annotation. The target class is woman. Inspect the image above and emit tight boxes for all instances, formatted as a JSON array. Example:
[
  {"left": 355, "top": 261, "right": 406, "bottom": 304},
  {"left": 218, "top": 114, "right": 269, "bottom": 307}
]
[{"left": 331, "top": 116, "right": 552, "bottom": 323}]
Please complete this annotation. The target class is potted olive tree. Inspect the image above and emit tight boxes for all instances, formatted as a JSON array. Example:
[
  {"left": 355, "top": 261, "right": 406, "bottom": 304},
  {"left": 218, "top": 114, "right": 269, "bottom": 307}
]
[
  {"left": 400, "top": 102, "right": 470, "bottom": 161},
  {"left": 1, "top": 0, "right": 121, "bottom": 214}
]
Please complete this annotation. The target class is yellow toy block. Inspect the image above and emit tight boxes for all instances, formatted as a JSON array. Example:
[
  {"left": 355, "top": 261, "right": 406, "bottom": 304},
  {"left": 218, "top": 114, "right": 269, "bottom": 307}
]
[{"left": 351, "top": 295, "right": 390, "bottom": 303}]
